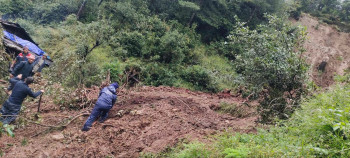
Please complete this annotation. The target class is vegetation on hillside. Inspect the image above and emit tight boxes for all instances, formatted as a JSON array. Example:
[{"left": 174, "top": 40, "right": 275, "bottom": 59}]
[
  {"left": 1, "top": 0, "right": 349, "bottom": 156},
  {"left": 0, "top": 1, "right": 308, "bottom": 123},
  {"left": 292, "top": 0, "right": 350, "bottom": 31}
]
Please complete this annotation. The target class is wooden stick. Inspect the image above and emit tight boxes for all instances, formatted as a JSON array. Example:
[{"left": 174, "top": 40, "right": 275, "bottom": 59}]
[
  {"left": 37, "top": 94, "right": 43, "bottom": 112},
  {"left": 175, "top": 97, "right": 192, "bottom": 110},
  {"left": 31, "top": 113, "right": 90, "bottom": 138}
]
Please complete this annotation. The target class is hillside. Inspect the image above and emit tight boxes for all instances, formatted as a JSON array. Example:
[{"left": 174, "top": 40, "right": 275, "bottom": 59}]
[
  {"left": 1, "top": 1, "right": 349, "bottom": 157},
  {"left": 296, "top": 14, "right": 350, "bottom": 87},
  {"left": 0, "top": 83, "right": 257, "bottom": 157}
]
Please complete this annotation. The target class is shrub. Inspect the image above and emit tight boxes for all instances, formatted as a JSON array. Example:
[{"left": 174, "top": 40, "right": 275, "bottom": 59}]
[
  {"left": 181, "top": 65, "right": 218, "bottom": 92},
  {"left": 118, "top": 31, "right": 145, "bottom": 58},
  {"left": 199, "top": 54, "right": 238, "bottom": 91},
  {"left": 103, "top": 61, "right": 122, "bottom": 83},
  {"left": 175, "top": 142, "right": 212, "bottom": 158},
  {"left": 141, "top": 63, "right": 177, "bottom": 87},
  {"left": 157, "top": 30, "right": 191, "bottom": 64},
  {"left": 228, "top": 15, "right": 308, "bottom": 123}
]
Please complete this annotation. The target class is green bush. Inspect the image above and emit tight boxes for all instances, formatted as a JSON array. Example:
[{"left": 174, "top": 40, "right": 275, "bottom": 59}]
[
  {"left": 181, "top": 65, "right": 218, "bottom": 92},
  {"left": 118, "top": 31, "right": 145, "bottom": 58},
  {"left": 228, "top": 15, "right": 308, "bottom": 123},
  {"left": 157, "top": 30, "right": 191, "bottom": 64},
  {"left": 103, "top": 61, "right": 122, "bottom": 83},
  {"left": 175, "top": 142, "right": 212, "bottom": 158},
  {"left": 142, "top": 63, "right": 177, "bottom": 87},
  {"left": 199, "top": 53, "right": 238, "bottom": 91}
]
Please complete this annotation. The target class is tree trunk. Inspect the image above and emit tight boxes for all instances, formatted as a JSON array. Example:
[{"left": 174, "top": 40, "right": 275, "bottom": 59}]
[
  {"left": 188, "top": 12, "right": 196, "bottom": 27},
  {"left": 77, "top": 0, "right": 87, "bottom": 20},
  {"left": 98, "top": 0, "right": 104, "bottom": 6}
]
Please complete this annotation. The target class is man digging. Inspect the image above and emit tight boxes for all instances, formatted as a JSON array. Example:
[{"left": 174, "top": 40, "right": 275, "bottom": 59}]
[{"left": 82, "top": 82, "right": 119, "bottom": 131}]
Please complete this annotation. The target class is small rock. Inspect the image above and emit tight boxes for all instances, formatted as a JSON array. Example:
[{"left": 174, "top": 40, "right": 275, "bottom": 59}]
[
  {"left": 136, "top": 110, "right": 143, "bottom": 115},
  {"left": 172, "top": 108, "right": 180, "bottom": 112},
  {"left": 225, "top": 120, "right": 230, "bottom": 123},
  {"left": 51, "top": 133, "right": 65, "bottom": 141},
  {"left": 130, "top": 110, "right": 137, "bottom": 115},
  {"left": 116, "top": 110, "right": 125, "bottom": 117}
]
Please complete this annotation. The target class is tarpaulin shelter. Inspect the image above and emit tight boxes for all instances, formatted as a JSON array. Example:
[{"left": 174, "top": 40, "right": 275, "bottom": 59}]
[{"left": 0, "top": 19, "right": 53, "bottom": 65}]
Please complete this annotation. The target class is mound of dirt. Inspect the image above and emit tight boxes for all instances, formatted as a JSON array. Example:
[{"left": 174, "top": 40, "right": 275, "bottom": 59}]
[
  {"left": 0, "top": 86, "right": 257, "bottom": 157},
  {"left": 295, "top": 14, "right": 350, "bottom": 87}
]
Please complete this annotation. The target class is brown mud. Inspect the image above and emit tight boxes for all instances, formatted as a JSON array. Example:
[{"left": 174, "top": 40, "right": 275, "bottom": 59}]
[{"left": 0, "top": 86, "right": 257, "bottom": 157}]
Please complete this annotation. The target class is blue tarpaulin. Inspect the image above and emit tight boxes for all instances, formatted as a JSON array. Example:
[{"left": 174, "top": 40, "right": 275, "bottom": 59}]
[{"left": 3, "top": 30, "right": 46, "bottom": 56}]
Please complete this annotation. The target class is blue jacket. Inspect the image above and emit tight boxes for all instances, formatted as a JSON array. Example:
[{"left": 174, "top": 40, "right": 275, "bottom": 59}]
[
  {"left": 8, "top": 77, "right": 42, "bottom": 105},
  {"left": 12, "top": 61, "right": 34, "bottom": 79},
  {"left": 96, "top": 85, "right": 117, "bottom": 108}
]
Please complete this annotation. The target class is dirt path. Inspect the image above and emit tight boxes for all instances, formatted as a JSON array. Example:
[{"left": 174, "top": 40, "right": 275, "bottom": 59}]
[
  {"left": 294, "top": 14, "right": 350, "bottom": 87},
  {"left": 0, "top": 86, "right": 257, "bottom": 157}
]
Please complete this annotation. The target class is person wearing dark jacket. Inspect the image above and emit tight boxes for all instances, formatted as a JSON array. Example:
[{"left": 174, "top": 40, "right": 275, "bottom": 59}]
[
  {"left": 82, "top": 82, "right": 119, "bottom": 131},
  {"left": 11, "top": 55, "right": 35, "bottom": 80},
  {"left": 9, "top": 46, "right": 32, "bottom": 72},
  {"left": 0, "top": 76, "right": 44, "bottom": 124}
]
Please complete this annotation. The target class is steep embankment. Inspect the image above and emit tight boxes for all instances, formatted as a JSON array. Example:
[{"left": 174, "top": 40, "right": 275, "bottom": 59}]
[
  {"left": 296, "top": 14, "right": 350, "bottom": 87},
  {"left": 0, "top": 85, "right": 257, "bottom": 157}
]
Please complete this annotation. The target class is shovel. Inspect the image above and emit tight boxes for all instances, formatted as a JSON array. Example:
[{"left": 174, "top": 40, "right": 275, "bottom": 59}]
[{"left": 37, "top": 93, "right": 43, "bottom": 112}]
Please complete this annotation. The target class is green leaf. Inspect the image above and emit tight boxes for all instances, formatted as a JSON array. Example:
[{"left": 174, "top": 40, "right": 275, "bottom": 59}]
[{"left": 3, "top": 124, "right": 14, "bottom": 137}]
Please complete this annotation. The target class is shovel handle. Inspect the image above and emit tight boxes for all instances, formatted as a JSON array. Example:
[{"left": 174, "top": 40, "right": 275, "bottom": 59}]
[{"left": 37, "top": 94, "right": 43, "bottom": 112}]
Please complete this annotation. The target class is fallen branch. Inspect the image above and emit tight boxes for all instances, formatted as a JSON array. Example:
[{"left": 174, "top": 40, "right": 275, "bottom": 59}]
[
  {"left": 102, "top": 124, "right": 115, "bottom": 129},
  {"left": 175, "top": 97, "right": 192, "bottom": 110},
  {"left": 32, "top": 113, "right": 90, "bottom": 138}
]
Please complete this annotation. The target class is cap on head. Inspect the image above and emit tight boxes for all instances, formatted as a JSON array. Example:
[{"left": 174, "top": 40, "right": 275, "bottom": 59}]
[
  {"left": 111, "top": 82, "right": 119, "bottom": 89},
  {"left": 28, "top": 55, "right": 35, "bottom": 60},
  {"left": 25, "top": 77, "right": 34, "bottom": 84}
]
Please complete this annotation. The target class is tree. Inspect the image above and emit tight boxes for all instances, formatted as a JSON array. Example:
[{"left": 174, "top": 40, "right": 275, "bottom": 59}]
[
  {"left": 340, "top": 0, "right": 350, "bottom": 22},
  {"left": 228, "top": 15, "right": 308, "bottom": 123}
]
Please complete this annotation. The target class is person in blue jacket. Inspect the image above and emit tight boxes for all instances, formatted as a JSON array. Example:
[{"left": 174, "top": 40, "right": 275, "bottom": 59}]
[
  {"left": 82, "top": 82, "right": 119, "bottom": 131},
  {"left": 0, "top": 75, "right": 44, "bottom": 124}
]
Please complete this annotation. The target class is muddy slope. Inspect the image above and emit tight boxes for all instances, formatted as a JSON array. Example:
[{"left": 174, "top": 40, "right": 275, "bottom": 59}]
[
  {"left": 296, "top": 14, "right": 350, "bottom": 87},
  {"left": 0, "top": 86, "right": 257, "bottom": 157}
]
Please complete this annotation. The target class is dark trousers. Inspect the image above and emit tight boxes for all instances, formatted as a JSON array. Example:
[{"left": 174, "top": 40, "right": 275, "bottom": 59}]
[
  {"left": 82, "top": 103, "right": 111, "bottom": 131},
  {"left": 0, "top": 100, "right": 21, "bottom": 124}
]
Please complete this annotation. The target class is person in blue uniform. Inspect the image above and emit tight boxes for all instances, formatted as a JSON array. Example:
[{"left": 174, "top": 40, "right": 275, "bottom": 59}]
[
  {"left": 82, "top": 82, "right": 119, "bottom": 131},
  {"left": 0, "top": 76, "right": 44, "bottom": 124}
]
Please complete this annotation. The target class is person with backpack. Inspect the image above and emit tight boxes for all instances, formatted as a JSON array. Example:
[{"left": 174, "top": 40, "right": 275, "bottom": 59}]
[{"left": 82, "top": 82, "right": 119, "bottom": 131}]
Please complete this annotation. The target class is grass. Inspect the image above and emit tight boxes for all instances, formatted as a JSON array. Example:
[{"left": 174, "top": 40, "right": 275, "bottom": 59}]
[
  {"left": 199, "top": 53, "right": 238, "bottom": 91},
  {"left": 218, "top": 102, "right": 246, "bottom": 118}
]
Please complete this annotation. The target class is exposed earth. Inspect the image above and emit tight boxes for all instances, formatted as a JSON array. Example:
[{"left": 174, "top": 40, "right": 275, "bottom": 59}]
[
  {"left": 295, "top": 14, "right": 350, "bottom": 87},
  {"left": 0, "top": 85, "right": 257, "bottom": 157}
]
